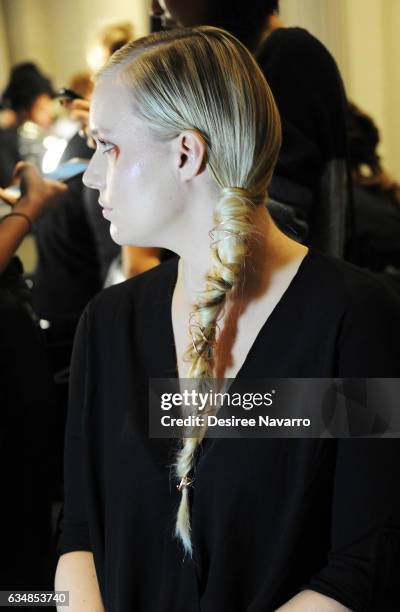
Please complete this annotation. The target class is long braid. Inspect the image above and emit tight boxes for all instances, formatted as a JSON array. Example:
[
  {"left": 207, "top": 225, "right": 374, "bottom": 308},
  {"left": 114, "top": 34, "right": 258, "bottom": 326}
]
[{"left": 173, "top": 187, "right": 264, "bottom": 557}]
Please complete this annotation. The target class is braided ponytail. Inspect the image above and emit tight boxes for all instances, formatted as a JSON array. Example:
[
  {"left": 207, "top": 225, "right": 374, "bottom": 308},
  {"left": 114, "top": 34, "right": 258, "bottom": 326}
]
[
  {"left": 98, "top": 26, "right": 281, "bottom": 558},
  {"left": 173, "top": 187, "right": 263, "bottom": 555}
]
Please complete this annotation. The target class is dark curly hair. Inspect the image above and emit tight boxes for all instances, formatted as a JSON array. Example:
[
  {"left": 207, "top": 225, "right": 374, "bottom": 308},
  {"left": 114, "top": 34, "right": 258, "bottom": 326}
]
[
  {"left": 347, "top": 101, "right": 400, "bottom": 203},
  {"left": 2, "top": 62, "right": 54, "bottom": 113}
]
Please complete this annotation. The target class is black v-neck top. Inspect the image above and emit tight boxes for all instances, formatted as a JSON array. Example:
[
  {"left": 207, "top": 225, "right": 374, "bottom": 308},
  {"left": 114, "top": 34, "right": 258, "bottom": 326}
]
[{"left": 58, "top": 249, "right": 400, "bottom": 612}]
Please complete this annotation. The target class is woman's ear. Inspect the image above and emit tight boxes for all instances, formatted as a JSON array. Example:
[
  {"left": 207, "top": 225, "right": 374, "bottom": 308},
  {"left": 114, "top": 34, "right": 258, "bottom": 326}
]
[{"left": 176, "top": 130, "right": 207, "bottom": 182}]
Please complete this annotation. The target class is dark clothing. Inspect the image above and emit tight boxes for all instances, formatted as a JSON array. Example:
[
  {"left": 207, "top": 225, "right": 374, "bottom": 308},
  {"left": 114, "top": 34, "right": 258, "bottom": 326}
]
[
  {"left": 0, "top": 127, "right": 20, "bottom": 187},
  {"left": 351, "top": 185, "right": 400, "bottom": 271},
  {"left": 32, "top": 133, "right": 117, "bottom": 361},
  {"left": 32, "top": 174, "right": 102, "bottom": 323},
  {"left": 258, "top": 29, "right": 348, "bottom": 169},
  {"left": 0, "top": 258, "right": 56, "bottom": 592},
  {"left": 32, "top": 175, "right": 104, "bottom": 476},
  {"left": 32, "top": 174, "right": 103, "bottom": 449},
  {"left": 257, "top": 28, "right": 350, "bottom": 256},
  {"left": 267, "top": 174, "right": 313, "bottom": 243},
  {"left": 58, "top": 249, "right": 400, "bottom": 611}
]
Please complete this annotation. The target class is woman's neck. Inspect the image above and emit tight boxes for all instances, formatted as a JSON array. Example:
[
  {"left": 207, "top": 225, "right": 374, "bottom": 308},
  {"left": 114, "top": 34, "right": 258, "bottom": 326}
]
[{"left": 174, "top": 206, "right": 307, "bottom": 309}]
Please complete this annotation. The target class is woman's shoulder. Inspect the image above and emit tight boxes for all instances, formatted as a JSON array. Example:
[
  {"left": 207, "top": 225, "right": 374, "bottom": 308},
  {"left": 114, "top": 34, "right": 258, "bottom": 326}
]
[
  {"left": 306, "top": 249, "right": 400, "bottom": 374},
  {"left": 305, "top": 248, "right": 400, "bottom": 309}
]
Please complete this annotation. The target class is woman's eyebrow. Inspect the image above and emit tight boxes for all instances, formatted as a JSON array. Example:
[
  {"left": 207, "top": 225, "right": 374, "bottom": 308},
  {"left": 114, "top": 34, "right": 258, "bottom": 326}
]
[{"left": 88, "top": 127, "right": 111, "bottom": 137}]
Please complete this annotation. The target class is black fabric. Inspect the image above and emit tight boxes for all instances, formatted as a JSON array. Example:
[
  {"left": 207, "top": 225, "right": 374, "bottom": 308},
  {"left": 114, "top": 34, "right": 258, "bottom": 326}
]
[
  {"left": 257, "top": 28, "right": 350, "bottom": 255},
  {"left": 32, "top": 174, "right": 102, "bottom": 323},
  {"left": 0, "top": 127, "right": 20, "bottom": 187},
  {"left": 0, "top": 257, "right": 56, "bottom": 592},
  {"left": 204, "top": 0, "right": 277, "bottom": 52},
  {"left": 267, "top": 175, "right": 312, "bottom": 244},
  {"left": 257, "top": 28, "right": 348, "bottom": 172},
  {"left": 351, "top": 185, "right": 400, "bottom": 271},
  {"left": 58, "top": 249, "right": 400, "bottom": 611},
  {"left": 31, "top": 174, "right": 104, "bottom": 470}
]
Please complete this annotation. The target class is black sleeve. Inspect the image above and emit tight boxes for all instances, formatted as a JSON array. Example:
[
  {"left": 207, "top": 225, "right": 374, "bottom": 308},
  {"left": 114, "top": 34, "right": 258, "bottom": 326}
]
[
  {"left": 300, "top": 438, "right": 400, "bottom": 610},
  {"left": 57, "top": 306, "right": 92, "bottom": 555},
  {"left": 300, "top": 282, "right": 400, "bottom": 611}
]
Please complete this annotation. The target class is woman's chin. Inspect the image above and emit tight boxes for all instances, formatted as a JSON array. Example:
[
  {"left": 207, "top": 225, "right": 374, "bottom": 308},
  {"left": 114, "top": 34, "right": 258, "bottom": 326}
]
[
  {"left": 109, "top": 223, "right": 156, "bottom": 248},
  {"left": 109, "top": 223, "right": 126, "bottom": 245}
]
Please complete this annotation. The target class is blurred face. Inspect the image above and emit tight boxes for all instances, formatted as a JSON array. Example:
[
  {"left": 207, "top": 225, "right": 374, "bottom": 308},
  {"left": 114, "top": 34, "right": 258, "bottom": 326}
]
[
  {"left": 28, "top": 93, "right": 53, "bottom": 129},
  {"left": 83, "top": 77, "right": 184, "bottom": 246},
  {"left": 151, "top": 0, "right": 208, "bottom": 26}
]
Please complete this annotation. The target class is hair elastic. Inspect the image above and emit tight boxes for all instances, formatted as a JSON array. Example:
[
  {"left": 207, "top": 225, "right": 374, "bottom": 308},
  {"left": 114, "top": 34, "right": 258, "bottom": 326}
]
[
  {"left": 221, "top": 186, "right": 252, "bottom": 198},
  {"left": 221, "top": 186, "right": 266, "bottom": 205}
]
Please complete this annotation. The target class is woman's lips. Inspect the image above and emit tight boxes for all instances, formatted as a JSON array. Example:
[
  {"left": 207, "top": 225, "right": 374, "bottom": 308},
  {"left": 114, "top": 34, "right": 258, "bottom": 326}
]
[
  {"left": 102, "top": 207, "right": 113, "bottom": 219},
  {"left": 99, "top": 200, "right": 113, "bottom": 218}
]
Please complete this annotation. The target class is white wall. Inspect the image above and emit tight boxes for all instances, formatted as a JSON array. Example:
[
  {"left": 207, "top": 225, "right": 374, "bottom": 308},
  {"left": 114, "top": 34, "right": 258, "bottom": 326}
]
[
  {"left": 2, "top": 0, "right": 52, "bottom": 77},
  {"left": 1, "top": 0, "right": 151, "bottom": 88},
  {"left": 0, "top": 0, "right": 11, "bottom": 90},
  {"left": 381, "top": 0, "right": 400, "bottom": 181},
  {"left": 42, "top": 0, "right": 151, "bottom": 87}
]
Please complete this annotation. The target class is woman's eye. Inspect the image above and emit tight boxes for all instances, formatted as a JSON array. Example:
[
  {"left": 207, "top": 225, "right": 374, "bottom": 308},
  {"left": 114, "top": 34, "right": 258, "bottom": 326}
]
[{"left": 97, "top": 138, "right": 115, "bottom": 155}]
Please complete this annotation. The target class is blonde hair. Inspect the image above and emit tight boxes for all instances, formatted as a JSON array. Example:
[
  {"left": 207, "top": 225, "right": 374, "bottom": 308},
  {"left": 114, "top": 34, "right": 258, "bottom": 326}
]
[
  {"left": 87, "top": 20, "right": 134, "bottom": 72},
  {"left": 97, "top": 20, "right": 134, "bottom": 55},
  {"left": 97, "top": 26, "right": 281, "bottom": 557}
]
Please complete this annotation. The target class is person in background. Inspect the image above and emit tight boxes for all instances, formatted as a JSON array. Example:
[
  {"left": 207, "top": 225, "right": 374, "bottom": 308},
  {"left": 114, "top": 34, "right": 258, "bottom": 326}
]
[
  {"left": 1, "top": 62, "right": 54, "bottom": 130},
  {"left": 257, "top": 27, "right": 349, "bottom": 256},
  {"left": 151, "top": 0, "right": 279, "bottom": 51},
  {"left": 151, "top": 0, "right": 350, "bottom": 257},
  {"left": 0, "top": 162, "right": 67, "bottom": 594},
  {"left": 0, "top": 162, "right": 66, "bottom": 273},
  {"left": 68, "top": 72, "right": 94, "bottom": 101},
  {"left": 0, "top": 62, "right": 54, "bottom": 187},
  {"left": 346, "top": 101, "right": 400, "bottom": 282},
  {"left": 0, "top": 104, "right": 17, "bottom": 130}
]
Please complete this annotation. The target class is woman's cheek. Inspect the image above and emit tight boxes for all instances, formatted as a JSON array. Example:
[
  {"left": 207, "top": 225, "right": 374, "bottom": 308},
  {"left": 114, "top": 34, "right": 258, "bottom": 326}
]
[
  {"left": 119, "top": 162, "right": 144, "bottom": 199},
  {"left": 127, "top": 162, "right": 143, "bottom": 179}
]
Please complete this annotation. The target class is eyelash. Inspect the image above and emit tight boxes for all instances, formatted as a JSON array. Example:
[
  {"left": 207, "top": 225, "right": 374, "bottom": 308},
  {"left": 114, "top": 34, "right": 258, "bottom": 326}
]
[{"left": 97, "top": 138, "right": 115, "bottom": 155}]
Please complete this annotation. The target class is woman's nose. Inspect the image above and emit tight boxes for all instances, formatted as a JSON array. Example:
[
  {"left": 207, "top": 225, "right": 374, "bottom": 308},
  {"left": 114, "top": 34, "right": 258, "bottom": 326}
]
[{"left": 82, "top": 159, "right": 103, "bottom": 191}]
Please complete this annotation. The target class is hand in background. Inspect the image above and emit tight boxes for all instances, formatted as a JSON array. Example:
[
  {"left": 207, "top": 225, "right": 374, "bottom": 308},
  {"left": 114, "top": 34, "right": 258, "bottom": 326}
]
[
  {"left": 60, "top": 98, "right": 94, "bottom": 148},
  {"left": 0, "top": 161, "right": 67, "bottom": 221},
  {"left": 0, "top": 162, "right": 67, "bottom": 273},
  {"left": 68, "top": 98, "right": 90, "bottom": 126}
]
